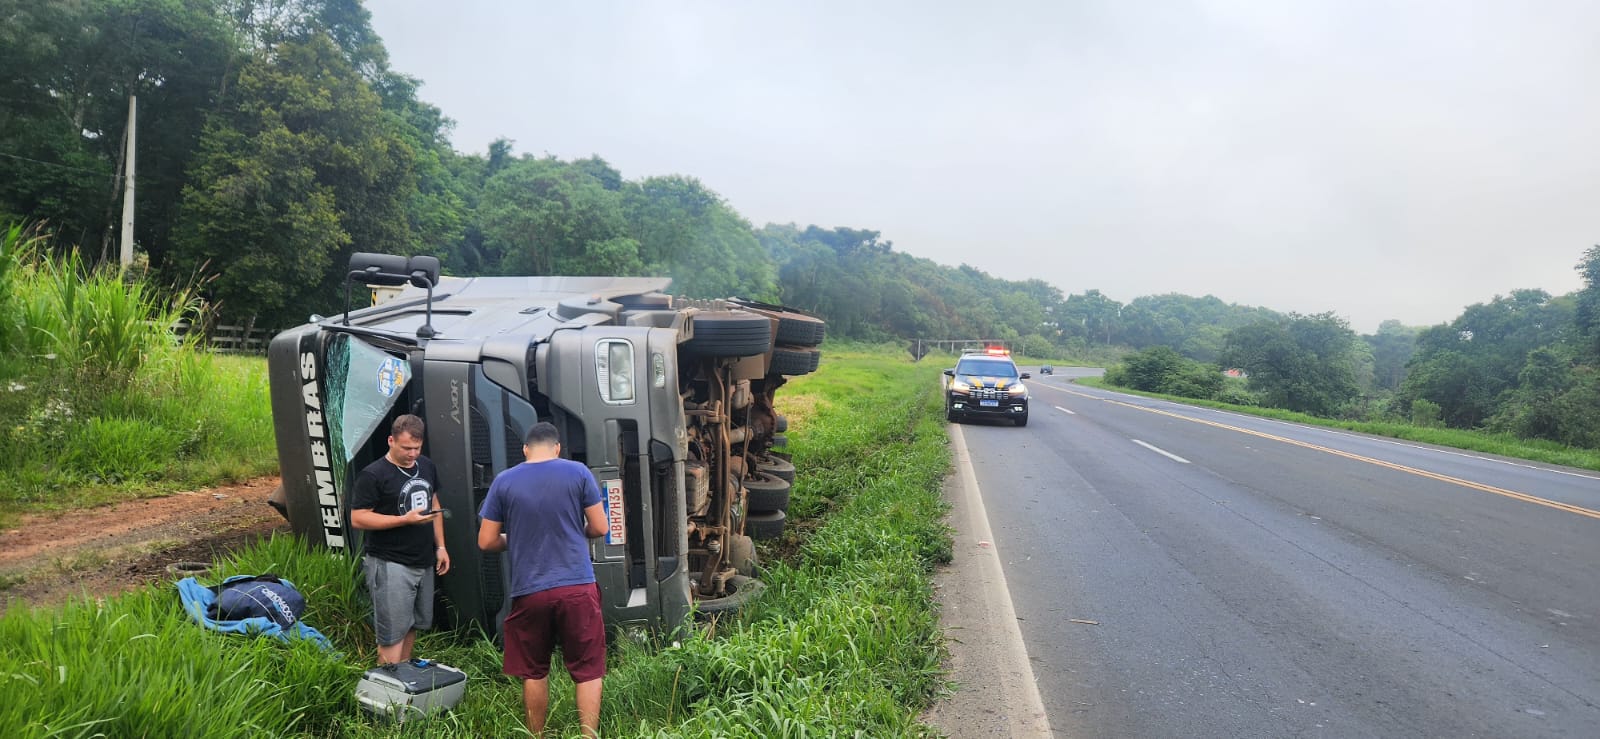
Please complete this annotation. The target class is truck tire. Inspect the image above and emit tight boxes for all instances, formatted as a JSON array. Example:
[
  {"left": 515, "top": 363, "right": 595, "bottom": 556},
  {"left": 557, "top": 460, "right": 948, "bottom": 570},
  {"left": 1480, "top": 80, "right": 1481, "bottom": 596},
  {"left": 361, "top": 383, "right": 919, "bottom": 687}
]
[
  {"left": 1015, "top": 413, "right": 1028, "bottom": 427},
  {"left": 694, "top": 574, "right": 765, "bottom": 616},
  {"left": 725, "top": 534, "right": 758, "bottom": 577},
  {"left": 754, "top": 452, "right": 795, "bottom": 483},
  {"left": 683, "top": 311, "right": 772, "bottom": 357},
  {"left": 743, "top": 472, "right": 791, "bottom": 512},
  {"left": 728, "top": 299, "right": 826, "bottom": 346},
  {"left": 769, "top": 347, "right": 820, "bottom": 376},
  {"left": 746, "top": 510, "right": 787, "bottom": 540},
  {"left": 774, "top": 312, "right": 825, "bottom": 346}
]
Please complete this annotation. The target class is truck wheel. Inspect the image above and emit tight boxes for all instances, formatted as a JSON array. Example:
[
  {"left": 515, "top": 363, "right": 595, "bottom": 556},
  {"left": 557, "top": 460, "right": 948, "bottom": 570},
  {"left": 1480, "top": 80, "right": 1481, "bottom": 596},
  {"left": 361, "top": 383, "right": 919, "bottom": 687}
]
[
  {"left": 683, "top": 311, "right": 772, "bottom": 357},
  {"left": 747, "top": 510, "right": 787, "bottom": 540},
  {"left": 754, "top": 452, "right": 795, "bottom": 483},
  {"left": 744, "top": 472, "right": 791, "bottom": 512},
  {"left": 728, "top": 299, "right": 826, "bottom": 346},
  {"left": 769, "top": 347, "right": 820, "bottom": 376},
  {"left": 725, "top": 534, "right": 758, "bottom": 577},
  {"left": 774, "top": 312, "right": 825, "bottom": 346},
  {"left": 946, "top": 405, "right": 960, "bottom": 423},
  {"left": 694, "top": 575, "right": 765, "bottom": 616}
]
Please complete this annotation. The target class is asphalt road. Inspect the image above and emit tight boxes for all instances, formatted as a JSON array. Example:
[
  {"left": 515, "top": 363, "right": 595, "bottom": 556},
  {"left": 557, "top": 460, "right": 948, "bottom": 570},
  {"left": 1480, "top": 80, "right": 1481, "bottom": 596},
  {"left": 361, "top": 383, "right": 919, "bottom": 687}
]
[{"left": 961, "top": 368, "right": 1600, "bottom": 738}]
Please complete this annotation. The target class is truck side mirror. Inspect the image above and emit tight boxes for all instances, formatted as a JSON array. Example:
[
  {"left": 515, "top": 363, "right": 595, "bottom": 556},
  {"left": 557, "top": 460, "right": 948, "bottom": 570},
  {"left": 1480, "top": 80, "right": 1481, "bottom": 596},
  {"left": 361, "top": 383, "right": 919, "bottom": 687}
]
[
  {"left": 1020, "top": 372, "right": 1031, "bottom": 379},
  {"left": 347, "top": 252, "right": 410, "bottom": 286},
  {"left": 943, "top": 369, "right": 954, "bottom": 377},
  {"left": 407, "top": 255, "right": 441, "bottom": 289},
  {"left": 341, "top": 252, "right": 443, "bottom": 339}
]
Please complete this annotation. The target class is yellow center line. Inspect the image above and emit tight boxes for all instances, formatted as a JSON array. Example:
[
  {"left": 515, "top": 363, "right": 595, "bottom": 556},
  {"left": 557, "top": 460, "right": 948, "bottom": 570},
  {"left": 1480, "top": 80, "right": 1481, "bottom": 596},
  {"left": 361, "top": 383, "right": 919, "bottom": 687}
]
[{"left": 1074, "top": 390, "right": 1600, "bottom": 521}]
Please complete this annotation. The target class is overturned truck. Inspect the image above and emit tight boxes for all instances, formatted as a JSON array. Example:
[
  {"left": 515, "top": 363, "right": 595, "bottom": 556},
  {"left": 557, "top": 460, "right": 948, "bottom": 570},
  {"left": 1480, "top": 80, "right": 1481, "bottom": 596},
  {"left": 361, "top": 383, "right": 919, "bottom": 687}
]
[{"left": 268, "top": 253, "right": 823, "bottom": 633}]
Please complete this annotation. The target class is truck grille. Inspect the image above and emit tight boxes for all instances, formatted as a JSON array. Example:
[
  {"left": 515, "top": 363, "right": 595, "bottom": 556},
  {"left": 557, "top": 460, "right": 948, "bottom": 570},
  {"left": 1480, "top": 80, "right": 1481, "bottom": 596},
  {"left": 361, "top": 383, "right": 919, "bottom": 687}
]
[{"left": 971, "top": 387, "right": 1004, "bottom": 400}]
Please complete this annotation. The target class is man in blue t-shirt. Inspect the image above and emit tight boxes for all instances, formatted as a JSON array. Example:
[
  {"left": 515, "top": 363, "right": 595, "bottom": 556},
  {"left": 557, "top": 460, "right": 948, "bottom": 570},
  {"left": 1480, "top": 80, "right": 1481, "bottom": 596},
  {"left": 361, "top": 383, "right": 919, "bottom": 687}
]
[{"left": 478, "top": 421, "right": 607, "bottom": 738}]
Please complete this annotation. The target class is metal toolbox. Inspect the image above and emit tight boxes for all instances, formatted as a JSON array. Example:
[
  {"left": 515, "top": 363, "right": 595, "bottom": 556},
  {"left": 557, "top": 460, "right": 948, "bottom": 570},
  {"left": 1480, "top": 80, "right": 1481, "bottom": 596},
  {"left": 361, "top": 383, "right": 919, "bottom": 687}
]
[{"left": 355, "top": 660, "right": 467, "bottom": 721}]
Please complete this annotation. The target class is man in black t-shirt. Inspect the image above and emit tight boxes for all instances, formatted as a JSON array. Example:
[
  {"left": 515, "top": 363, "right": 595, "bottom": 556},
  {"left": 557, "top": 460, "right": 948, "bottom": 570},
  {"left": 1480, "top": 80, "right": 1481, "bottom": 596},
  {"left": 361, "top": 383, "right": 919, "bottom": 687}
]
[{"left": 350, "top": 414, "right": 451, "bottom": 666}]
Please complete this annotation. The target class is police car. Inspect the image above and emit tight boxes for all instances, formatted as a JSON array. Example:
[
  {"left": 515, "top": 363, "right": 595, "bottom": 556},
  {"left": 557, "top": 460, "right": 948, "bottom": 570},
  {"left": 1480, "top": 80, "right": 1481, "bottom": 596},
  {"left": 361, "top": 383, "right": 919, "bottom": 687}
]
[{"left": 943, "top": 348, "right": 1030, "bottom": 427}]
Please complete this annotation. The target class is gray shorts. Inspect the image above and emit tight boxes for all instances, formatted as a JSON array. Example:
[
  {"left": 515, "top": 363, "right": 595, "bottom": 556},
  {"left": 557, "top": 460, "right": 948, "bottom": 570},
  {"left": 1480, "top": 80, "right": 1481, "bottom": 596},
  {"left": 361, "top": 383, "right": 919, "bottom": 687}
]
[{"left": 363, "top": 555, "right": 434, "bottom": 646}]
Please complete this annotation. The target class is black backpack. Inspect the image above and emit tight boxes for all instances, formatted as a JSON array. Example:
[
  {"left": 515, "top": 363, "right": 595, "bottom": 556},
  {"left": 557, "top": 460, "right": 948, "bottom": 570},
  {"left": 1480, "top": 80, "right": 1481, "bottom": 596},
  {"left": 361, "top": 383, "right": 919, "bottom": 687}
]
[{"left": 207, "top": 574, "right": 307, "bottom": 630}]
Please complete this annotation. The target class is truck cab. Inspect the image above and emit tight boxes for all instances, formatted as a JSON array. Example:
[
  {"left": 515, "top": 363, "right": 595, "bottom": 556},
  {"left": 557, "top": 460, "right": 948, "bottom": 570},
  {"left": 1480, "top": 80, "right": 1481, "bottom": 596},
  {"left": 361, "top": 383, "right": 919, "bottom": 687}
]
[{"left": 268, "top": 254, "right": 823, "bottom": 635}]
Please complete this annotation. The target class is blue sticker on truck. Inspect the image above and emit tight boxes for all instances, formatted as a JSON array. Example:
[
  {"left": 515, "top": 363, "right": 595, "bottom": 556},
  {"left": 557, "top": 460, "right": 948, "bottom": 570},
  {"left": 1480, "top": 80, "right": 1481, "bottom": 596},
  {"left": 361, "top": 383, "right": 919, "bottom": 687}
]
[{"left": 376, "top": 356, "right": 407, "bottom": 398}]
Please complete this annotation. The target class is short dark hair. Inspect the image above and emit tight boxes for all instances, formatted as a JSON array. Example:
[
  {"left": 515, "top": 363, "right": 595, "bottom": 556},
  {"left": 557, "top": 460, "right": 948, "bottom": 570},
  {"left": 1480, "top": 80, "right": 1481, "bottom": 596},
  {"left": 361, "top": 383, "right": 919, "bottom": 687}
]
[
  {"left": 392, "top": 414, "right": 425, "bottom": 439},
  {"left": 524, "top": 421, "right": 560, "bottom": 447}
]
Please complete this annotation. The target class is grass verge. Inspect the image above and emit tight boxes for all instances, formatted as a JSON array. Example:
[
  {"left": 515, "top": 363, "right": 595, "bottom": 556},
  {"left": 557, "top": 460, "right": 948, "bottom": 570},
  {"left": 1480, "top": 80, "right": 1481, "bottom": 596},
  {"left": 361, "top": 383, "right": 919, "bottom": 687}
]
[{"left": 0, "top": 343, "right": 958, "bottom": 737}]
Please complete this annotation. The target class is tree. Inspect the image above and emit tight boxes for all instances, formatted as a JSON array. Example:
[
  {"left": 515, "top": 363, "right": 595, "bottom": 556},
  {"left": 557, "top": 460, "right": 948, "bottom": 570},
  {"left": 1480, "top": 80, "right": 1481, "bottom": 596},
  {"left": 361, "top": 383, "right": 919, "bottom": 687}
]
[
  {"left": 1062, "top": 290, "right": 1123, "bottom": 345},
  {"left": 1365, "top": 320, "right": 1419, "bottom": 392},
  {"left": 1575, "top": 245, "right": 1600, "bottom": 361},
  {"left": 0, "top": 0, "right": 234, "bottom": 258},
  {"left": 624, "top": 175, "right": 775, "bottom": 299},
  {"left": 479, "top": 157, "right": 637, "bottom": 276},
  {"left": 1220, "top": 313, "right": 1360, "bottom": 416},
  {"left": 1399, "top": 289, "right": 1571, "bottom": 428},
  {"left": 168, "top": 32, "right": 416, "bottom": 327}
]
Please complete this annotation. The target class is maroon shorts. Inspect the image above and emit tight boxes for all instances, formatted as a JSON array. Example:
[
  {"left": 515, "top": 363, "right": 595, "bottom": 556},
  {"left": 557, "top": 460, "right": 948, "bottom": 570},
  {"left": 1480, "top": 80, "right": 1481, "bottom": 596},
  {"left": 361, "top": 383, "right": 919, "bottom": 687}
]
[{"left": 502, "top": 583, "right": 607, "bottom": 683}]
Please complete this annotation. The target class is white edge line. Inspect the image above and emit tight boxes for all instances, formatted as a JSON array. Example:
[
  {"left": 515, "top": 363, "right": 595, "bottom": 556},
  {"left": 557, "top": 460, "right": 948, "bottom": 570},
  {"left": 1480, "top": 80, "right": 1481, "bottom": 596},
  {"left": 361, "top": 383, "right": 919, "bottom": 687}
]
[
  {"left": 1132, "top": 439, "right": 1191, "bottom": 464},
  {"left": 1063, "top": 385, "right": 1600, "bottom": 483},
  {"left": 950, "top": 424, "right": 1053, "bottom": 737},
  {"left": 1054, "top": 406, "right": 1075, "bottom": 414}
]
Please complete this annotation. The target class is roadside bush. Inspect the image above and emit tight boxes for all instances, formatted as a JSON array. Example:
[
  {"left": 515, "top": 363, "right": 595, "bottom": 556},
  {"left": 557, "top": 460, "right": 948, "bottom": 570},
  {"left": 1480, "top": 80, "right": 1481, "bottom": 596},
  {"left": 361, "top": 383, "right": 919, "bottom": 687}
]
[
  {"left": 1164, "top": 361, "right": 1224, "bottom": 398},
  {"left": 1106, "top": 345, "right": 1224, "bottom": 400},
  {"left": 1213, "top": 378, "right": 1259, "bottom": 406},
  {"left": 1410, "top": 398, "right": 1444, "bottom": 428}
]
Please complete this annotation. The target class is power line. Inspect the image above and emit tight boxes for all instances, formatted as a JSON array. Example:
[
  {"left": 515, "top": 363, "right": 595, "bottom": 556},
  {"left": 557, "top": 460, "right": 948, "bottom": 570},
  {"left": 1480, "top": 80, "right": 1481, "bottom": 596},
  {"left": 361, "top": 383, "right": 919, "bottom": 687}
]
[{"left": 0, "top": 150, "right": 121, "bottom": 179}]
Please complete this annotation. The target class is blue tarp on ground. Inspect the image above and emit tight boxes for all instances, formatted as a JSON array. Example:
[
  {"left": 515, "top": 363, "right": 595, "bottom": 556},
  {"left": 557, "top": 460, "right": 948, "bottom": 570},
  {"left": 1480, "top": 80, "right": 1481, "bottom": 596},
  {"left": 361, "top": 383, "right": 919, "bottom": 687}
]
[{"left": 176, "top": 576, "right": 333, "bottom": 649}]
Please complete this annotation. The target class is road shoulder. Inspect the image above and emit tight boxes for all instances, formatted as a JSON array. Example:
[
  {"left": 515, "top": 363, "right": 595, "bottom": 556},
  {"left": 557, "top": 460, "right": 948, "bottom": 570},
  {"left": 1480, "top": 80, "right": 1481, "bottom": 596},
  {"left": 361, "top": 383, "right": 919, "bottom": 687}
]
[{"left": 921, "top": 424, "right": 1052, "bottom": 737}]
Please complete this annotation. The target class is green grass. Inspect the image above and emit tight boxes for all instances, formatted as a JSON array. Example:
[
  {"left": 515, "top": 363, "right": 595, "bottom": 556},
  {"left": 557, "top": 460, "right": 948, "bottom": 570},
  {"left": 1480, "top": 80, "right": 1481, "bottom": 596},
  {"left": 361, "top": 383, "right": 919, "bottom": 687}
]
[
  {"left": 0, "top": 344, "right": 958, "bottom": 737},
  {"left": 1076, "top": 375, "right": 1600, "bottom": 472},
  {"left": 0, "top": 224, "right": 276, "bottom": 528}
]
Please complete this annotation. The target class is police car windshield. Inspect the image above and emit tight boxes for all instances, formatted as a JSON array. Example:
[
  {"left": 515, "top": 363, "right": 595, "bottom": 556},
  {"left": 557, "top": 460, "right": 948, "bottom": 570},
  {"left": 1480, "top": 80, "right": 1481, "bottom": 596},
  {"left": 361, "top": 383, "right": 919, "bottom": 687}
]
[{"left": 956, "top": 358, "right": 1018, "bottom": 378}]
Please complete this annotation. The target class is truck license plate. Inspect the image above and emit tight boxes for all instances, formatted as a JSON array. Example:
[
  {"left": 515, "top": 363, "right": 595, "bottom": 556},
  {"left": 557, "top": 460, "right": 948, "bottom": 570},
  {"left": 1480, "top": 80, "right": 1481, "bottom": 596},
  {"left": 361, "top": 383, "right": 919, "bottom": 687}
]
[
  {"left": 980, "top": 400, "right": 999, "bottom": 407},
  {"left": 603, "top": 479, "right": 625, "bottom": 546}
]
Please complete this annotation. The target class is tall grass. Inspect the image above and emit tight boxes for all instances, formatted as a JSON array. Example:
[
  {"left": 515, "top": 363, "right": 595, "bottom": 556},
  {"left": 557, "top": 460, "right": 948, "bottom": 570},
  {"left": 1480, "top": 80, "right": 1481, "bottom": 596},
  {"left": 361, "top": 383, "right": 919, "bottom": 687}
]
[
  {"left": 0, "top": 536, "right": 357, "bottom": 738},
  {"left": 0, "top": 345, "right": 959, "bottom": 736},
  {"left": 0, "top": 224, "right": 276, "bottom": 525}
]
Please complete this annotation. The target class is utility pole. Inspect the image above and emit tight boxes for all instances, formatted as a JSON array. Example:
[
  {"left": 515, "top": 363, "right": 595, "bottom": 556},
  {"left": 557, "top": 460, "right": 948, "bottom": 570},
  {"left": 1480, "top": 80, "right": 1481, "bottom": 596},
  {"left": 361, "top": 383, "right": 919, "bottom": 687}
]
[{"left": 119, "top": 95, "right": 137, "bottom": 270}]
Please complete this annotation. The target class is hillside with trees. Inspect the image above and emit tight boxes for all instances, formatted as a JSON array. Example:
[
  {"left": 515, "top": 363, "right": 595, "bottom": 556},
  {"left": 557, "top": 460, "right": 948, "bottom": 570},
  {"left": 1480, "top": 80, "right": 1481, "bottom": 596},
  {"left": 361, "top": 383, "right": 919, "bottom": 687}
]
[{"left": 3, "top": 0, "right": 1596, "bottom": 451}]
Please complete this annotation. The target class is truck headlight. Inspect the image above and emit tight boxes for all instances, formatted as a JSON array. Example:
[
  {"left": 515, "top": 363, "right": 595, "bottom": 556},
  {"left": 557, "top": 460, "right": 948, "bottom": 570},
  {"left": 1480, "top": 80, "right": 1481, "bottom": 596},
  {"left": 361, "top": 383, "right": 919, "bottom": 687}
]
[
  {"left": 596, "top": 340, "right": 635, "bottom": 404},
  {"left": 949, "top": 380, "right": 971, "bottom": 393},
  {"left": 1008, "top": 384, "right": 1027, "bottom": 395}
]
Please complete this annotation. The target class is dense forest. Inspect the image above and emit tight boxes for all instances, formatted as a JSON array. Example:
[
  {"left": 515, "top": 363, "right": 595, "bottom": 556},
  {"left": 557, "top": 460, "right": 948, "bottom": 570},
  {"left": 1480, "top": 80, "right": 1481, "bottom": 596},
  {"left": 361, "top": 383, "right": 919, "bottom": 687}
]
[{"left": 3, "top": 0, "right": 1596, "bottom": 449}]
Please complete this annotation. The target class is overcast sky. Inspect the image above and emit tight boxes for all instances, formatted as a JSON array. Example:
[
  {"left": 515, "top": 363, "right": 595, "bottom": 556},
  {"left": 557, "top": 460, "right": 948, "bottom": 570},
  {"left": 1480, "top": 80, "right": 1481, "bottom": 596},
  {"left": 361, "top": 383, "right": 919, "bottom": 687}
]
[{"left": 368, "top": 0, "right": 1598, "bottom": 333}]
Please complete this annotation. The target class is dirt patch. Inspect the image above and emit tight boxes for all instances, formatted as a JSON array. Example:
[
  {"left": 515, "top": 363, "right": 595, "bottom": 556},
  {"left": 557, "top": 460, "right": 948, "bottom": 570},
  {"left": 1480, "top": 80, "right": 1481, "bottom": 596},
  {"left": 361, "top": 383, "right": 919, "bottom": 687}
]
[{"left": 0, "top": 476, "right": 290, "bottom": 615}]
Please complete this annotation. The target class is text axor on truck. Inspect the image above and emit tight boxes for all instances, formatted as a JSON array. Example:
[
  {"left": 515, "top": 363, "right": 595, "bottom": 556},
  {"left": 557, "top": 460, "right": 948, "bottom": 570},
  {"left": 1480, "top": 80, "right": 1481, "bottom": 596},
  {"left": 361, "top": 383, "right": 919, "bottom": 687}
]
[{"left": 267, "top": 253, "right": 823, "bottom": 634}]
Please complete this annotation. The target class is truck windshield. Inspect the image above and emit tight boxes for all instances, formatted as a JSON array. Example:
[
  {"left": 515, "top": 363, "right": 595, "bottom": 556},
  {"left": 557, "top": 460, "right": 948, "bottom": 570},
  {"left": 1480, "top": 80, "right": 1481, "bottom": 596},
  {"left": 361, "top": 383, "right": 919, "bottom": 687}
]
[
  {"left": 325, "top": 334, "right": 412, "bottom": 467},
  {"left": 956, "top": 358, "right": 1019, "bottom": 378}
]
